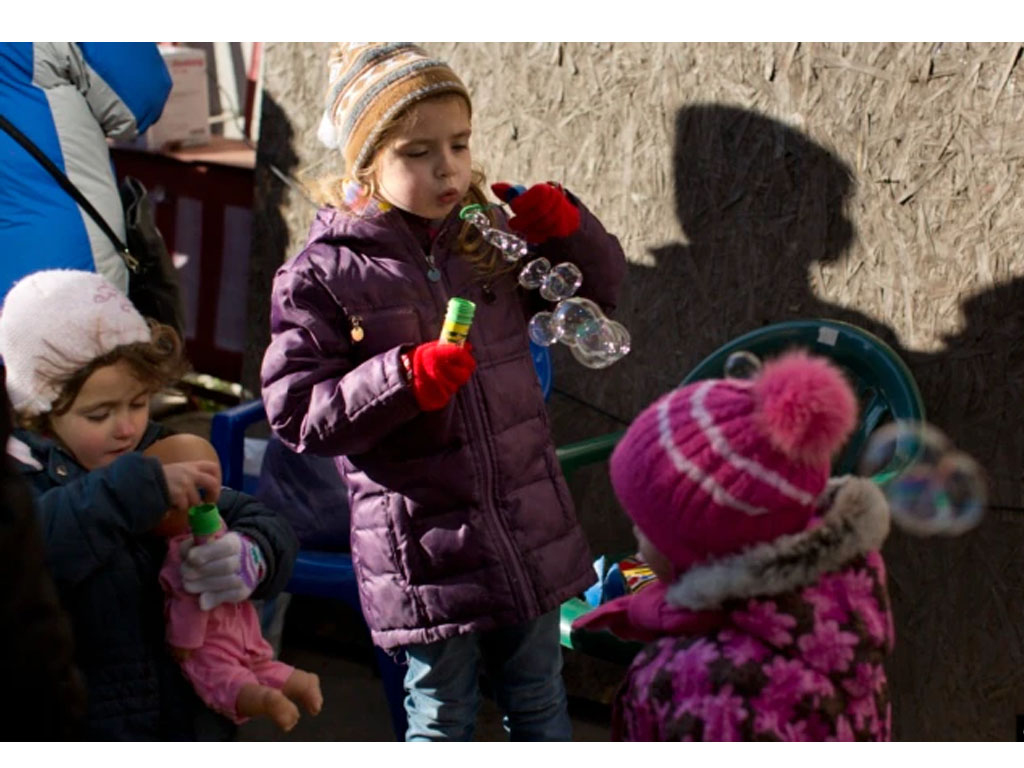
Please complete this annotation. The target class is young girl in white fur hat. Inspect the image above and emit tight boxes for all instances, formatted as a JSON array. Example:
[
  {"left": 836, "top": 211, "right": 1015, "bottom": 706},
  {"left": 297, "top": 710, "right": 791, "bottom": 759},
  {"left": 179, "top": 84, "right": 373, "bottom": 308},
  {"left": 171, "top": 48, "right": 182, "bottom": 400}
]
[{"left": 0, "top": 269, "right": 311, "bottom": 739}]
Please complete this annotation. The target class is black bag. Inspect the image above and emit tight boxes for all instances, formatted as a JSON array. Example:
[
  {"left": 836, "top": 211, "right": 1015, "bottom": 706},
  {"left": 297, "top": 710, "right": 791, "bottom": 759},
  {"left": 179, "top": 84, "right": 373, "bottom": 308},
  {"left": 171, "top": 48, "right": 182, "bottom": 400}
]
[
  {"left": 0, "top": 114, "right": 186, "bottom": 339},
  {"left": 118, "top": 176, "right": 186, "bottom": 337}
]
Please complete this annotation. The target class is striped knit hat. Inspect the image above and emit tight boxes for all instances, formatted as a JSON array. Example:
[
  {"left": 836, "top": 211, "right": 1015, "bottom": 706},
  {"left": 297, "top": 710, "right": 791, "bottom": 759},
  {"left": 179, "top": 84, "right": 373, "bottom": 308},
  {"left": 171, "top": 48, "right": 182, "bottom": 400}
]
[
  {"left": 610, "top": 350, "right": 858, "bottom": 573},
  {"left": 317, "top": 42, "right": 470, "bottom": 174}
]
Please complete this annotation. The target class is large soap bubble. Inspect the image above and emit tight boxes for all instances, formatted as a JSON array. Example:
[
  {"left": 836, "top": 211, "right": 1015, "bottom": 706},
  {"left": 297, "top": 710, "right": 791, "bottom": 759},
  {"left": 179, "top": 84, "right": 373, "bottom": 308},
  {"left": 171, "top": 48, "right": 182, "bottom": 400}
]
[
  {"left": 528, "top": 311, "right": 559, "bottom": 347},
  {"left": 551, "top": 298, "right": 603, "bottom": 346},
  {"left": 859, "top": 421, "right": 986, "bottom": 536},
  {"left": 539, "top": 262, "right": 583, "bottom": 302},
  {"left": 518, "top": 257, "right": 551, "bottom": 290}
]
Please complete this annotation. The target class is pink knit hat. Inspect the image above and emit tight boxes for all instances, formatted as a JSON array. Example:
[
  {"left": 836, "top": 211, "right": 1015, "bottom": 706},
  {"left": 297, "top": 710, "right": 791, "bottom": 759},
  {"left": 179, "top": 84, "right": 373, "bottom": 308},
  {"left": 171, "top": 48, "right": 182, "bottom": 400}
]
[{"left": 611, "top": 350, "right": 858, "bottom": 573}]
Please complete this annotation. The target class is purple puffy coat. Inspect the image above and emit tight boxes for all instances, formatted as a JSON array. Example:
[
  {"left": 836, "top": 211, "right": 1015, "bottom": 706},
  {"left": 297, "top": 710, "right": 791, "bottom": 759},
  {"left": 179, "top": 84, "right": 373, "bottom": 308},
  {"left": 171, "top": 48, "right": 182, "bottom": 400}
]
[{"left": 260, "top": 193, "right": 627, "bottom": 649}]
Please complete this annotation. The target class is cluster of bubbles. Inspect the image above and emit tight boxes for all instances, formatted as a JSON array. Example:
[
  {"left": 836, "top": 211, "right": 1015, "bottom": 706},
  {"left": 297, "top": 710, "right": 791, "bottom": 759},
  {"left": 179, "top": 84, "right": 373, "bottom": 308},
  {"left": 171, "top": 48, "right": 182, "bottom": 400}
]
[
  {"left": 857, "top": 421, "right": 986, "bottom": 537},
  {"left": 460, "top": 206, "right": 630, "bottom": 369},
  {"left": 723, "top": 350, "right": 986, "bottom": 537}
]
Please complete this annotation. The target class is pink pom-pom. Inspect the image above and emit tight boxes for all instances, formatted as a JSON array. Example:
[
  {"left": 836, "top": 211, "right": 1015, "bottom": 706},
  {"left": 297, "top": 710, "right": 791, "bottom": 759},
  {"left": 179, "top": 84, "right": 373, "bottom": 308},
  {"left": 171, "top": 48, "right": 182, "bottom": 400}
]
[{"left": 752, "top": 350, "right": 857, "bottom": 464}]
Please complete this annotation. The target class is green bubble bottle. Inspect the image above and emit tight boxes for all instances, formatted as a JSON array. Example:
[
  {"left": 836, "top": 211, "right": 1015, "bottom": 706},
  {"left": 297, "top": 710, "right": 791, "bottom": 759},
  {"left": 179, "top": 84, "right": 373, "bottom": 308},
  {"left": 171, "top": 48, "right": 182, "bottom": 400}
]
[
  {"left": 439, "top": 297, "right": 475, "bottom": 347},
  {"left": 188, "top": 503, "right": 224, "bottom": 545}
]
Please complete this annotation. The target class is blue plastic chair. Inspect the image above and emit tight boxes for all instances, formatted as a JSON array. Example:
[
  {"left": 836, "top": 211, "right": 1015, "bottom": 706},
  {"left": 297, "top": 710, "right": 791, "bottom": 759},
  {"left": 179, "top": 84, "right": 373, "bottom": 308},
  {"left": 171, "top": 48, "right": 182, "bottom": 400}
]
[
  {"left": 557, "top": 319, "right": 925, "bottom": 656},
  {"left": 210, "top": 342, "right": 552, "bottom": 740}
]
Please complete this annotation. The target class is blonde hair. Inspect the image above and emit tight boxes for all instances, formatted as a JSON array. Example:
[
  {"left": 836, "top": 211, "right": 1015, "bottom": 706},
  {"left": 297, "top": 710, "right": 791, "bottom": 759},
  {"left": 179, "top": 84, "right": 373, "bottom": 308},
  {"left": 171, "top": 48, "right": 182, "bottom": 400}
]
[{"left": 314, "top": 92, "right": 511, "bottom": 279}]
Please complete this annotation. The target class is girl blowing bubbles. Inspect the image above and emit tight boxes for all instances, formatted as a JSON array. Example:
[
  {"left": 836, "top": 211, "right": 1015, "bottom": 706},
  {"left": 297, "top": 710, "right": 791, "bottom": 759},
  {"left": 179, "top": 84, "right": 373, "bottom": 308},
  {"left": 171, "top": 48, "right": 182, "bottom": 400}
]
[
  {"left": 0, "top": 270, "right": 300, "bottom": 739},
  {"left": 261, "top": 42, "right": 627, "bottom": 740}
]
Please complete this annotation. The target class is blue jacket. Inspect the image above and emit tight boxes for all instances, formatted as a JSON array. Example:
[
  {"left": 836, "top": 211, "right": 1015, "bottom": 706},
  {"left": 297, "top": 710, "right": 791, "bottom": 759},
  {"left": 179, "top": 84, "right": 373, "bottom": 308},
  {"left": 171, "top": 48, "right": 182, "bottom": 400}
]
[
  {"left": 0, "top": 43, "right": 171, "bottom": 301},
  {"left": 12, "top": 422, "right": 298, "bottom": 740}
]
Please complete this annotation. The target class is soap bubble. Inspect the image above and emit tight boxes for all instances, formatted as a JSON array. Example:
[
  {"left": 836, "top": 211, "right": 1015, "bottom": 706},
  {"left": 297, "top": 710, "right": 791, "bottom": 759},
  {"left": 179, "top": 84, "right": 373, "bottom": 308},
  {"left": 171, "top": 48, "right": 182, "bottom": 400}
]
[
  {"left": 518, "top": 257, "right": 551, "bottom": 290},
  {"left": 483, "top": 228, "right": 529, "bottom": 262},
  {"left": 885, "top": 452, "right": 986, "bottom": 537},
  {"left": 724, "top": 350, "right": 762, "bottom": 380},
  {"left": 606, "top": 320, "right": 631, "bottom": 357},
  {"left": 528, "top": 311, "right": 558, "bottom": 347},
  {"left": 576, "top": 319, "right": 631, "bottom": 359},
  {"left": 858, "top": 422, "right": 945, "bottom": 484},
  {"left": 576, "top": 320, "right": 619, "bottom": 357},
  {"left": 458, "top": 202, "right": 631, "bottom": 369},
  {"left": 539, "top": 262, "right": 583, "bottom": 301},
  {"left": 571, "top": 343, "right": 616, "bottom": 369},
  {"left": 550, "top": 298, "right": 602, "bottom": 347},
  {"left": 859, "top": 422, "right": 986, "bottom": 536}
]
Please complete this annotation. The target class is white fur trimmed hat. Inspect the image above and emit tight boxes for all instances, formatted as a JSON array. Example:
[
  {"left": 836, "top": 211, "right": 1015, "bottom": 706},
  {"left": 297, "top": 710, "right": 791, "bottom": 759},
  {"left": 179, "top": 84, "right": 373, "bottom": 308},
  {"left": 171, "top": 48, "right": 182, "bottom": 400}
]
[{"left": 0, "top": 270, "right": 152, "bottom": 416}]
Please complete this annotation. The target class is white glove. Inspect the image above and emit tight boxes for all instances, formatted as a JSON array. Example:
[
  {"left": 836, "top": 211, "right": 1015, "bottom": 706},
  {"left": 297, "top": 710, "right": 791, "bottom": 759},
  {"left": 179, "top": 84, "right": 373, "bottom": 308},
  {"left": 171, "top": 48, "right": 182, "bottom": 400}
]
[{"left": 180, "top": 532, "right": 267, "bottom": 611}]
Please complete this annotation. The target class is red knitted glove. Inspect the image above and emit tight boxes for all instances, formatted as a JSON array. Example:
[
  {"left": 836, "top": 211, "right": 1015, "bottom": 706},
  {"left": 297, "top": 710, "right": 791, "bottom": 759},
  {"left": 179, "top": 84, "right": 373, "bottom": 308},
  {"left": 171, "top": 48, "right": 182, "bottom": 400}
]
[
  {"left": 491, "top": 182, "right": 581, "bottom": 244},
  {"left": 405, "top": 341, "right": 477, "bottom": 411}
]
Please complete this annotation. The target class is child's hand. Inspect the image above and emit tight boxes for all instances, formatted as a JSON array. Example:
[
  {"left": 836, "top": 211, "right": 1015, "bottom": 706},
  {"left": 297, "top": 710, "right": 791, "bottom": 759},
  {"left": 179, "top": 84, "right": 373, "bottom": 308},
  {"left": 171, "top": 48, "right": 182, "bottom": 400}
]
[
  {"left": 161, "top": 460, "right": 222, "bottom": 513},
  {"left": 405, "top": 340, "right": 476, "bottom": 411},
  {"left": 180, "top": 532, "right": 267, "bottom": 611},
  {"left": 491, "top": 182, "right": 580, "bottom": 244}
]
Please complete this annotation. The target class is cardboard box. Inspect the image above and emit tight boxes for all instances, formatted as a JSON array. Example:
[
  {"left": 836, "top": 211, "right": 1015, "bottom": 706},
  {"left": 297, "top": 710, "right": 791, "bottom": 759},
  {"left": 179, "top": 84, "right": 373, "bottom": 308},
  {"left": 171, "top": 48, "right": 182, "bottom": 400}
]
[{"left": 131, "top": 46, "right": 211, "bottom": 151}]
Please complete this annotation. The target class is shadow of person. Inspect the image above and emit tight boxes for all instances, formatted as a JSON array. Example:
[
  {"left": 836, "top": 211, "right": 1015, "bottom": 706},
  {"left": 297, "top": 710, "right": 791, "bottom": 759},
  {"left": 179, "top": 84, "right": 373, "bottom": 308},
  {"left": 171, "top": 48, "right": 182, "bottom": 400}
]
[
  {"left": 639, "top": 103, "right": 903, "bottom": 385},
  {"left": 554, "top": 103, "right": 910, "bottom": 557},
  {"left": 881, "top": 275, "right": 1024, "bottom": 740},
  {"left": 557, "top": 102, "right": 909, "bottom": 557},
  {"left": 557, "top": 102, "right": 1024, "bottom": 740},
  {"left": 905, "top": 275, "right": 1024, "bottom": 507}
]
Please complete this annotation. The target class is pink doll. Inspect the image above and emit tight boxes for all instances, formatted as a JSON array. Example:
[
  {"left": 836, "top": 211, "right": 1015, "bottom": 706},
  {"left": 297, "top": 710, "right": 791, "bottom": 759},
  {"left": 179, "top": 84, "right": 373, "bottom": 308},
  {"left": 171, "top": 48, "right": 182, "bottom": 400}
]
[
  {"left": 575, "top": 350, "right": 895, "bottom": 740},
  {"left": 147, "top": 434, "right": 323, "bottom": 732}
]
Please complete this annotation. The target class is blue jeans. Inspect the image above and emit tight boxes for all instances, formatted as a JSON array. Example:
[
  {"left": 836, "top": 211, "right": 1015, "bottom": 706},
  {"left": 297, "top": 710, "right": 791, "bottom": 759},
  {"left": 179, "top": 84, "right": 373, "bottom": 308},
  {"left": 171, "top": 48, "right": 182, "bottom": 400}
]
[{"left": 402, "top": 609, "right": 572, "bottom": 741}]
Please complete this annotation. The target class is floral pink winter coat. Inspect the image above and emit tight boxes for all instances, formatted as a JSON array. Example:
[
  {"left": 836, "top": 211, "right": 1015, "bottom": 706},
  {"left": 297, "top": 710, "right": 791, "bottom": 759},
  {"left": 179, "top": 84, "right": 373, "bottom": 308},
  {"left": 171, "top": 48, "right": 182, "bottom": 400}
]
[{"left": 576, "top": 477, "right": 894, "bottom": 741}]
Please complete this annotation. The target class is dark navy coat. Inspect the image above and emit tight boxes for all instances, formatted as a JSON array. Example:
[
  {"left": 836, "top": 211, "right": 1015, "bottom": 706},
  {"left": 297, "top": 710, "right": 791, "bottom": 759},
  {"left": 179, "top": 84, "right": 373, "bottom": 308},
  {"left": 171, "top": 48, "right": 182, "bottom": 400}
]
[{"left": 13, "top": 422, "right": 298, "bottom": 740}]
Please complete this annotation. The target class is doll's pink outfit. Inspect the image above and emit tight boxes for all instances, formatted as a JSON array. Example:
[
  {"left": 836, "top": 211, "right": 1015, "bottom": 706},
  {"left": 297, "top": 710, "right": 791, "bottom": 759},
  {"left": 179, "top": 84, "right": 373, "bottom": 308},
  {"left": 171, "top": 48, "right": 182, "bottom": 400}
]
[{"left": 159, "top": 533, "right": 294, "bottom": 724}]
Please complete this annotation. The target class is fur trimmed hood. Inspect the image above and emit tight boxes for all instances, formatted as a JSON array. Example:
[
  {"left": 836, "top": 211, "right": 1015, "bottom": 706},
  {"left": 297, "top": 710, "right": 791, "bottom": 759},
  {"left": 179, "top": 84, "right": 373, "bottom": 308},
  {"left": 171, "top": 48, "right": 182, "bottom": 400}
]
[
  {"left": 667, "top": 476, "right": 890, "bottom": 611},
  {"left": 572, "top": 476, "right": 892, "bottom": 644}
]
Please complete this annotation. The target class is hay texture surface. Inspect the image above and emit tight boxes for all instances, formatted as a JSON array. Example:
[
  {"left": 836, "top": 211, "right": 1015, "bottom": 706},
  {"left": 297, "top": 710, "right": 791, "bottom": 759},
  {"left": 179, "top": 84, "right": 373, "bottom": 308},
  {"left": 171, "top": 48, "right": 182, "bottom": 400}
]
[{"left": 256, "top": 42, "right": 1024, "bottom": 740}]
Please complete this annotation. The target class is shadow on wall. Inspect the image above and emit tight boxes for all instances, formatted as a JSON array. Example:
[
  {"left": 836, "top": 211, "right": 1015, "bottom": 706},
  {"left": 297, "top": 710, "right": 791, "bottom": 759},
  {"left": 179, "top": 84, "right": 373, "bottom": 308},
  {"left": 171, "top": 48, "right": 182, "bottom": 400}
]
[
  {"left": 652, "top": 102, "right": 899, "bottom": 354},
  {"left": 242, "top": 94, "right": 300, "bottom": 394},
  {"left": 561, "top": 102, "right": 1024, "bottom": 740},
  {"left": 655, "top": 104, "right": 1024, "bottom": 740},
  {"left": 558, "top": 103, "right": 905, "bottom": 557},
  {"left": 904, "top": 275, "right": 1024, "bottom": 507},
  {"left": 627, "top": 102, "right": 1024, "bottom": 507},
  {"left": 883, "top": 276, "right": 1024, "bottom": 740}
]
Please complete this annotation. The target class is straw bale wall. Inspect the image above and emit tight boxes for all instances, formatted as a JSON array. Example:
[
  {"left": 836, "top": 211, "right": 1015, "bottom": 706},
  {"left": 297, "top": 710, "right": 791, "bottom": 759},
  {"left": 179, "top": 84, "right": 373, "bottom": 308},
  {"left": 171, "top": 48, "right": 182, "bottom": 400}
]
[{"left": 250, "top": 42, "right": 1024, "bottom": 740}]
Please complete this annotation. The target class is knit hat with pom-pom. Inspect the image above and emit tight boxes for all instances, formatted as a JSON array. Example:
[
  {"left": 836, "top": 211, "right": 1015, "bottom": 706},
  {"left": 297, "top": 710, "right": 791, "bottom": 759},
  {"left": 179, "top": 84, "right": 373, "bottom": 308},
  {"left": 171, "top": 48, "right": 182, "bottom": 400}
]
[{"left": 610, "top": 350, "right": 858, "bottom": 573}]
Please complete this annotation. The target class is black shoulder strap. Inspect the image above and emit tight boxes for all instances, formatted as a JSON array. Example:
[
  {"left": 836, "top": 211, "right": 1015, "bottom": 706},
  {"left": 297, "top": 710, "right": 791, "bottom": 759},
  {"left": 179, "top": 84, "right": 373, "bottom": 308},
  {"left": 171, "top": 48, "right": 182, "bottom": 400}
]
[{"left": 0, "top": 113, "right": 136, "bottom": 269}]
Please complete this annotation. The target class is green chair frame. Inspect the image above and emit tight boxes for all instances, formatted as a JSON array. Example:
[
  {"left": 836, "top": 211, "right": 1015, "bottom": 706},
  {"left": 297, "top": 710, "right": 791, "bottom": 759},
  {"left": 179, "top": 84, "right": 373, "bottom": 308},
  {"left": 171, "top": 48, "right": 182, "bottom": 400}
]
[{"left": 556, "top": 318, "right": 925, "bottom": 655}]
